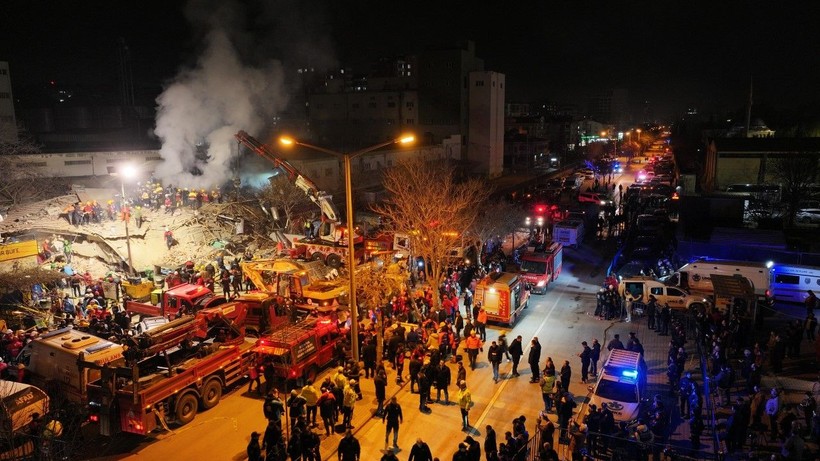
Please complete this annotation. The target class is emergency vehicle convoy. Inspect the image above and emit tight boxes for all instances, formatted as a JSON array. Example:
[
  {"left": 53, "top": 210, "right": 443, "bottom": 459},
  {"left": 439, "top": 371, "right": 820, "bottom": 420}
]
[
  {"left": 518, "top": 242, "right": 563, "bottom": 294},
  {"left": 473, "top": 272, "right": 530, "bottom": 326}
]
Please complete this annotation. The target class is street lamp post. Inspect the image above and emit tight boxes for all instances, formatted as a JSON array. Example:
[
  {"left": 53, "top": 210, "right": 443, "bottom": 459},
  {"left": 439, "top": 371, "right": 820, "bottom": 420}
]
[
  {"left": 279, "top": 135, "right": 414, "bottom": 362},
  {"left": 115, "top": 164, "right": 137, "bottom": 276}
]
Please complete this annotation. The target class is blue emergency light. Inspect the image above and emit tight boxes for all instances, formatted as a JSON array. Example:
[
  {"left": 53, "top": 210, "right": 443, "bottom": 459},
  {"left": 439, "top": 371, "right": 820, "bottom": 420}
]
[{"left": 621, "top": 370, "right": 638, "bottom": 378}]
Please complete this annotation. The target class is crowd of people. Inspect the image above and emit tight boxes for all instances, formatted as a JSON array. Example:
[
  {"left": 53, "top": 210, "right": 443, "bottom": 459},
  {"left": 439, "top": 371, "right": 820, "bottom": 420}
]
[{"left": 59, "top": 180, "right": 224, "bottom": 228}]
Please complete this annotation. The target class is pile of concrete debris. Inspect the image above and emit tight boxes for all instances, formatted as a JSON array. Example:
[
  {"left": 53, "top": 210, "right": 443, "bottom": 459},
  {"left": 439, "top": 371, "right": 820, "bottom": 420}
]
[{"left": 0, "top": 188, "right": 279, "bottom": 276}]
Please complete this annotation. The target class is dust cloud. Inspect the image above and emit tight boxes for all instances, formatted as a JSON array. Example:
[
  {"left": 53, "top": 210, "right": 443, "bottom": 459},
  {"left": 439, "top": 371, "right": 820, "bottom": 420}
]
[{"left": 153, "top": 0, "right": 336, "bottom": 189}]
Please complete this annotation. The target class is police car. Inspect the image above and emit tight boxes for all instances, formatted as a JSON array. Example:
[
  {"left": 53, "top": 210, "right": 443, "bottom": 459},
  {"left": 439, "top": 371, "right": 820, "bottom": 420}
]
[{"left": 584, "top": 349, "right": 646, "bottom": 422}]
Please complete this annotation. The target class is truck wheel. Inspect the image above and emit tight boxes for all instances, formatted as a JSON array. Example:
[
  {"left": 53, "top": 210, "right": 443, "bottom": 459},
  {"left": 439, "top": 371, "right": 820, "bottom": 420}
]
[
  {"left": 304, "top": 365, "right": 319, "bottom": 384},
  {"left": 200, "top": 379, "right": 223, "bottom": 410},
  {"left": 175, "top": 393, "right": 199, "bottom": 425},
  {"left": 326, "top": 253, "right": 342, "bottom": 268},
  {"left": 311, "top": 252, "right": 326, "bottom": 263}
]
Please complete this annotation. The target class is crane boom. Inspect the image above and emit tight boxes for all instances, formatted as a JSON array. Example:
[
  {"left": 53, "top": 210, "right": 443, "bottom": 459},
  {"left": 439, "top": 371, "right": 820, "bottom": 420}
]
[{"left": 235, "top": 130, "right": 340, "bottom": 223}]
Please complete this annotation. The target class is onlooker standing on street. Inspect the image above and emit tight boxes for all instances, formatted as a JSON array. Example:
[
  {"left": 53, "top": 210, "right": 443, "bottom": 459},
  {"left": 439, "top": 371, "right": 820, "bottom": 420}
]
[
  {"left": 560, "top": 360, "right": 572, "bottom": 391},
  {"left": 590, "top": 339, "right": 601, "bottom": 377},
  {"left": 436, "top": 362, "right": 451, "bottom": 404},
  {"left": 528, "top": 337, "right": 542, "bottom": 383},
  {"left": 805, "top": 312, "right": 818, "bottom": 341},
  {"left": 488, "top": 340, "right": 502, "bottom": 383},
  {"left": 338, "top": 429, "right": 361, "bottom": 461},
  {"left": 805, "top": 290, "right": 818, "bottom": 316},
  {"left": 766, "top": 388, "right": 781, "bottom": 441},
  {"left": 465, "top": 332, "right": 483, "bottom": 370},
  {"left": 247, "top": 431, "right": 263, "bottom": 461},
  {"left": 607, "top": 334, "right": 624, "bottom": 352},
  {"left": 383, "top": 396, "right": 403, "bottom": 449},
  {"left": 498, "top": 333, "right": 511, "bottom": 361},
  {"left": 374, "top": 368, "right": 387, "bottom": 416},
  {"left": 484, "top": 424, "right": 498, "bottom": 459},
  {"left": 578, "top": 341, "right": 592, "bottom": 384},
  {"left": 408, "top": 438, "right": 433, "bottom": 461},
  {"left": 476, "top": 307, "right": 488, "bottom": 341},
  {"left": 457, "top": 380, "right": 473, "bottom": 430},
  {"left": 539, "top": 367, "right": 557, "bottom": 413},
  {"left": 509, "top": 335, "right": 523, "bottom": 377}
]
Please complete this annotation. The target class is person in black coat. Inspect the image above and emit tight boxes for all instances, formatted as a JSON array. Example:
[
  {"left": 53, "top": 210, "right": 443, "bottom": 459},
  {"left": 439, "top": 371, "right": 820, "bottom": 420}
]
[
  {"left": 408, "top": 438, "right": 433, "bottom": 461},
  {"left": 509, "top": 335, "right": 523, "bottom": 377},
  {"left": 247, "top": 431, "right": 263, "bottom": 461},
  {"left": 528, "top": 337, "right": 542, "bottom": 383},
  {"left": 362, "top": 339, "right": 377, "bottom": 378},
  {"left": 560, "top": 360, "right": 572, "bottom": 391}
]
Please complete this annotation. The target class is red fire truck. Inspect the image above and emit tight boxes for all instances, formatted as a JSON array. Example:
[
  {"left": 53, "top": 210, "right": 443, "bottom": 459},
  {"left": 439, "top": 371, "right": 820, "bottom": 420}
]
[
  {"left": 518, "top": 242, "right": 563, "bottom": 294},
  {"left": 253, "top": 317, "right": 342, "bottom": 385},
  {"left": 474, "top": 272, "right": 530, "bottom": 326},
  {"left": 83, "top": 304, "right": 256, "bottom": 435}
]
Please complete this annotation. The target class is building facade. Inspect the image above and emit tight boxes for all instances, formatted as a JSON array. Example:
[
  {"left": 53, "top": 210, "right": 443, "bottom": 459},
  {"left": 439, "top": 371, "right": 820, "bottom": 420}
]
[{"left": 0, "top": 61, "right": 17, "bottom": 143}]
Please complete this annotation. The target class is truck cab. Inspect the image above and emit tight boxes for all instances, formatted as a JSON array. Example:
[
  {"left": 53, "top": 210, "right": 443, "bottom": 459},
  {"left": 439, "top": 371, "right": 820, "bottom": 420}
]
[
  {"left": 518, "top": 242, "right": 563, "bottom": 294},
  {"left": 125, "top": 283, "right": 225, "bottom": 319},
  {"left": 253, "top": 318, "right": 342, "bottom": 385}
]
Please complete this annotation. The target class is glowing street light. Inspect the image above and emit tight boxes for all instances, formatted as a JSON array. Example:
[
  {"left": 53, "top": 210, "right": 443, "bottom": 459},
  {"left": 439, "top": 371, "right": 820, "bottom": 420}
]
[
  {"left": 279, "top": 134, "right": 415, "bottom": 361},
  {"left": 112, "top": 164, "right": 137, "bottom": 275}
]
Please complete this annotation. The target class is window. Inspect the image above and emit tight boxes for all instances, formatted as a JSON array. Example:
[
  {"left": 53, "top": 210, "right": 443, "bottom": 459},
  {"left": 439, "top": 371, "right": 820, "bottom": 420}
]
[
  {"left": 368, "top": 102, "right": 377, "bottom": 108},
  {"left": 405, "top": 119, "right": 414, "bottom": 124},
  {"left": 16, "top": 162, "right": 47, "bottom": 168},
  {"left": 774, "top": 274, "right": 800, "bottom": 285},
  {"left": 406, "top": 101, "right": 414, "bottom": 108},
  {"left": 64, "top": 160, "right": 92, "bottom": 166},
  {"left": 650, "top": 287, "right": 664, "bottom": 296},
  {"left": 387, "top": 102, "right": 396, "bottom": 108},
  {"left": 0, "top": 69, "right": 7, "bottom": 75},
  {"left": 0, "top": 92, "right": 10, "bottom": 98},
  {"left": 145, "top": 156, "right": 162, "bottom": 161},
  {"left": 475, "top": 81, "right": 484, "bottom": 87},
  {"left": 666, "top": 288, "right": 685, "bottom": 297}
]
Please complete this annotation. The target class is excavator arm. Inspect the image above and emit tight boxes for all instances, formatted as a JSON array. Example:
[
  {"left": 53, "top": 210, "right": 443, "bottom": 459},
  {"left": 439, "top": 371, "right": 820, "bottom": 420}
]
[{"left": 235, "top": 130, "right": 341, "bottom": 223}]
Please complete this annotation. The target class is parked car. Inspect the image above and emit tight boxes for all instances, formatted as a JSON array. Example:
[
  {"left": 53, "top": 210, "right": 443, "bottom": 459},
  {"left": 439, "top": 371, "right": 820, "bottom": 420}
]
[
  {"left": 797, "top": 208, "right": 820, "bottom": 223},
  {"left": 578, "top": 191, "right": 608, "bottom": 204}
]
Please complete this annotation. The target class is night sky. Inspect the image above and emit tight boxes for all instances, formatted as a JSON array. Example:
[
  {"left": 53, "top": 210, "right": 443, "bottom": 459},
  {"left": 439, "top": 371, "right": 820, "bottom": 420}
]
[{"left": 2, "top": 0, "right": 818, "bottom": 118}]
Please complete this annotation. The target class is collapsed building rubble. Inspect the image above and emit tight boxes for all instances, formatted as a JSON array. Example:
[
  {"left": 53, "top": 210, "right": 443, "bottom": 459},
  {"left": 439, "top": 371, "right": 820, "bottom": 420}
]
[{"left": 0, "top": 189, "right": 283, "bottom": 279}]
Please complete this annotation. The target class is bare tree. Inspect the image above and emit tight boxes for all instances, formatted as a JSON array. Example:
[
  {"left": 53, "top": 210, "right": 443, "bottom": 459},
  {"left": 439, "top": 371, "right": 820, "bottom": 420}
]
[
  {"left": 770, "top": 154, "right": 819, "bottom": 226},
  {"left": 373, "top": 158, "right": 490, "bottom": 307},
  {"left": 354, "top": 262, "right": 406, "bottom": 361},
  {"left": 256, "top": 174, "right": 314, "bottom": 233},
  {"left": 467, "top": 199, "right": 529, "bottom": 266}
]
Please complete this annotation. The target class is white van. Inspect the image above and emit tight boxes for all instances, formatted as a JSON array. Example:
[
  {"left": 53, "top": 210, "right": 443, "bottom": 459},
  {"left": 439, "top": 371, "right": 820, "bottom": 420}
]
[
  {"left": 584, "top": 349, "right": 646, "bottom": 422},
  {"left": 665, "top": 259, "right": 771, "bottom": 302},
  {"left": 770, "top": 264, "right": 820, "bottom": 303}
]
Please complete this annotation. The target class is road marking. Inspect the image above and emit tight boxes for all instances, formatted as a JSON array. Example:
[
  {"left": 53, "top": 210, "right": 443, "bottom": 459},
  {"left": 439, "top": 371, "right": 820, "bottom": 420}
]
[{"left": 473, "top": 288, "right": 566, "bottom": 428}]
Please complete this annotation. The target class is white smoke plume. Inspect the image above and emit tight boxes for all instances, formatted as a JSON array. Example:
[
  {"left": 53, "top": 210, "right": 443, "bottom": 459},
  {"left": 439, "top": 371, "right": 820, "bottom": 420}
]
[{"left": 153, "top": 5, "right": 288, "bottom": 188}]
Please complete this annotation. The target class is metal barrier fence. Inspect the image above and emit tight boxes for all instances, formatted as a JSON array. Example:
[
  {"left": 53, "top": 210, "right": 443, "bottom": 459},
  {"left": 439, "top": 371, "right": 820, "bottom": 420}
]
[
  {"left": 0, "top": 435, "right": 72, "bottom": 461},
  {"left": 693, "top": 313, "right": 726, "bottom": 461}
]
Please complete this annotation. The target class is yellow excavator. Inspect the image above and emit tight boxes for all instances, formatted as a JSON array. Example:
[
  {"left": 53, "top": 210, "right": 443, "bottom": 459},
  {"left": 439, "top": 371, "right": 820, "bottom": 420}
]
[{"left": 240, "top": 258, "right": 347, "bottom": 313}]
